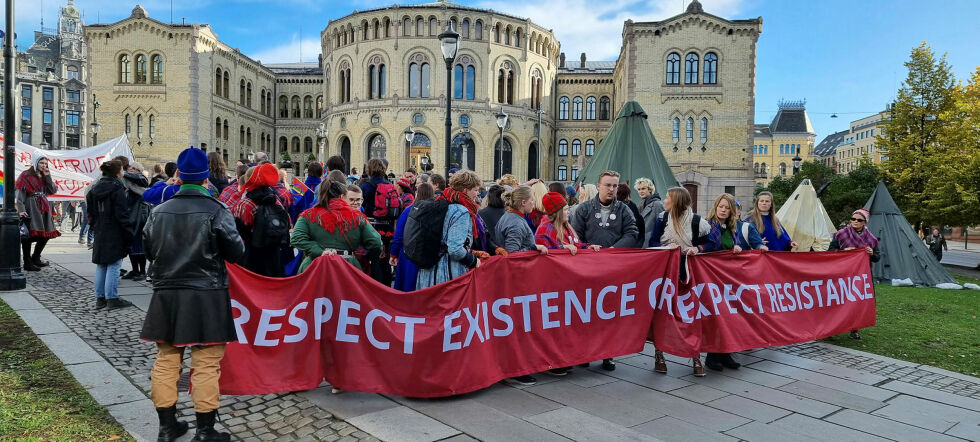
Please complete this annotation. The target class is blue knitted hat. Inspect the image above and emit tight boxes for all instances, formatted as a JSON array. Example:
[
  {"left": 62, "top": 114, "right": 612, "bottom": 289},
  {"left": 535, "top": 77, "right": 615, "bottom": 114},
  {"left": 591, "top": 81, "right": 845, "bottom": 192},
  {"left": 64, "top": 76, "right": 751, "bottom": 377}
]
[{"left": 177, "top": 147, "right": 209, "bottom": 181}]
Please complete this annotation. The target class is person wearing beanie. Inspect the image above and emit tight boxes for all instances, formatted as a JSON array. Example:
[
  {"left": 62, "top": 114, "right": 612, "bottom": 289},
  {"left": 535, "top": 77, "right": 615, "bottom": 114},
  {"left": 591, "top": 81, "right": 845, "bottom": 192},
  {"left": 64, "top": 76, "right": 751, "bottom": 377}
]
[
  {"left": 231, "top": 162, "right": 290, "bottom": 277},
  {"left": 535, "top": 192, "right": 590, "bottom": 254},
  {"left": 16, "top": 155, "right": 59, "bottom": 271},
  {"left": 140, "top": 147, "right": 245, "bottom": 442},
  {"left": 829, "top": 207, "right": 880, "bottom": 341},
  {"left": 396, "top": 176, "right": 415, "bottom": 208}
]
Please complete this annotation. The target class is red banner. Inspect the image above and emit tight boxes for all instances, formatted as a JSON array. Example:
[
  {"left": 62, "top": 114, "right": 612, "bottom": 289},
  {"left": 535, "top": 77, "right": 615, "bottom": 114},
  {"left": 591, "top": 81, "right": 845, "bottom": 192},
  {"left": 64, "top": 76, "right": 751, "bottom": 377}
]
[
  {"left": 220, "top": 248, "right": 679, "bottom": 398},
  {"left": 651, "top": 249, "right": 877, "bottom": 357}
]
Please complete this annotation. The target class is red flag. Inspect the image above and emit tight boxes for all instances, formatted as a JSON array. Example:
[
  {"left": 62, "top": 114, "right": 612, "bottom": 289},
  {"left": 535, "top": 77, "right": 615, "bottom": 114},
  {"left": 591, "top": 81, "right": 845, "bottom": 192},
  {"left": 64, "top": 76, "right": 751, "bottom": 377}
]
[{"left": 290, "top": 176, "right": 310, "bottom": 195}]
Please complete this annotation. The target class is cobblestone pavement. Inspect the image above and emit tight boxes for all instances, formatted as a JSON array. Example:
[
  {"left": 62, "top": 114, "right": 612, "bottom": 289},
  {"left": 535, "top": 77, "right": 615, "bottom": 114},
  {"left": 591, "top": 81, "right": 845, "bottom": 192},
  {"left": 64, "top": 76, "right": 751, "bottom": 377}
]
[{"left": 23, "top": 250, "right": 379, "bottom": 442}]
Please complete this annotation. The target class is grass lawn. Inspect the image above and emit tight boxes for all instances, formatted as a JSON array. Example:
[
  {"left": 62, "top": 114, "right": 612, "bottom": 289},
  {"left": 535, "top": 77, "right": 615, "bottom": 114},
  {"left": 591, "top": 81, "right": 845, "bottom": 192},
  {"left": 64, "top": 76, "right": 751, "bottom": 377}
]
[
  {"left": 822, "top": 276, "right": 980, "bottom": 377},
  {"left": 0, "top": 300, "right": 133, "bottom": 441}
]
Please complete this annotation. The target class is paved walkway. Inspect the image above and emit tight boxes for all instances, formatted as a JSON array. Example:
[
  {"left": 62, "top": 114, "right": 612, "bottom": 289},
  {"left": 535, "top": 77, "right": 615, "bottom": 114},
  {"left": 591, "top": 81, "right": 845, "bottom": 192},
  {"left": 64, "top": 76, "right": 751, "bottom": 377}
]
[
  {"left": 942, "top": 248, "right": 980, "bottom": 270},
  {"left": 2, "top": 235, "right": 979, "bottom": 442}
]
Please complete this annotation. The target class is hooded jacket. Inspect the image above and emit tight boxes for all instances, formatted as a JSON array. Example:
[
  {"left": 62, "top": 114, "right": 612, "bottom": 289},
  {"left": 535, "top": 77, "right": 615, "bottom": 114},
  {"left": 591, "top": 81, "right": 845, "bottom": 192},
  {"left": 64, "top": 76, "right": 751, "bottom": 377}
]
[{"left": 86, "top": 177, "right": 133, "bottom": 265}]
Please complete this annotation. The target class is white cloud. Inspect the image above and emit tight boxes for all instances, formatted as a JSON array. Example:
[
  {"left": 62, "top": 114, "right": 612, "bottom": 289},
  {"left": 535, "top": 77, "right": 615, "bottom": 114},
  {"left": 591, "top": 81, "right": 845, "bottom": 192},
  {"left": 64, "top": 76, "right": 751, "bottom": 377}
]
[
  {"left": 472, "top": 0, "right": 748, "bottom": 60},
  {"left": 249, "top": 36, "right": 321, "bottom": 63}
]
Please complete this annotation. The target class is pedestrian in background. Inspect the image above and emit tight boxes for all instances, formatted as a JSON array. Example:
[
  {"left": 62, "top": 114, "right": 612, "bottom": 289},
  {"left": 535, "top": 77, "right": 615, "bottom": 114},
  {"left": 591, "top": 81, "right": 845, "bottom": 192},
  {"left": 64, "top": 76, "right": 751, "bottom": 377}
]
[
  {"left": 87, "top": 160, "right": 134, "bottom": 310},
  {"left": 925, "top": 227, "right": 947, "bottom": 262},
  {"left": 16, "top": 156, "right": 60, "bottom": 271}
]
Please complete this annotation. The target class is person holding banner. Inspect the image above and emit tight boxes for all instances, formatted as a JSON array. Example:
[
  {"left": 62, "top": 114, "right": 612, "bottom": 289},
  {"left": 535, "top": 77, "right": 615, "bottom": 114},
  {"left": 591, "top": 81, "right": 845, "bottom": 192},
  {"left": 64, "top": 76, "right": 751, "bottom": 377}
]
[
  {"left": 16, "top": 156, "right": 60, "bottom": 271},
  {"left": 745, "top": 191, "right": 798, "bottom": 252},
  {"left": 829, "top": 208, "right": 880, "bottom": 341},
  {"left": 497, "top": 186, "right": 550, "bottom": 258},
  {"left": 290, "top": 181, "right": 383, "bottom": 274},
  {"left": 140, "top": 147, "right": 245, "bottom": 442},
  {"left": 701, "top": 193, "right": 749, "bottom": 371},
  {"left": 649, "top": 186, "right": 712, "bottom": 377},
  {"left": 416, "top": 170, "right": 485, "bottom": 290},
  {"left": 733, "top": 200, "right": 766, "bottom": 250},
  {"left": 535, "top": 192, "right": 586, "bottom": 254}
]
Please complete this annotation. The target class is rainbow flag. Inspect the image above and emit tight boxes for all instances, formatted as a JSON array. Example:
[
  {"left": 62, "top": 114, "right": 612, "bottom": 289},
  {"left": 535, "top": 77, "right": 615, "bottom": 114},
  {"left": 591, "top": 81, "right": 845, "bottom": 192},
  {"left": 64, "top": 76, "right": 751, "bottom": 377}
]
[
  {"left": 290, "top": 176, "right": 310, "bottom": 195},
  {"left": 0, "top": 170, "right": 4, "bottom": 197}
]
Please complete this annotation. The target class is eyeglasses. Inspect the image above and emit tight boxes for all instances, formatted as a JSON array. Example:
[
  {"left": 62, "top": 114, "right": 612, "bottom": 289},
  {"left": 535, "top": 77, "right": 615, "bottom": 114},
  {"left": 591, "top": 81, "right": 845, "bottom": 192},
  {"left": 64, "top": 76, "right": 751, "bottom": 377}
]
[
  {"left": 849, "top": 217, "right": 866, "bottom": 223},
  {"left": 350, "top": 198, "right": 364, "bottom": 204}
]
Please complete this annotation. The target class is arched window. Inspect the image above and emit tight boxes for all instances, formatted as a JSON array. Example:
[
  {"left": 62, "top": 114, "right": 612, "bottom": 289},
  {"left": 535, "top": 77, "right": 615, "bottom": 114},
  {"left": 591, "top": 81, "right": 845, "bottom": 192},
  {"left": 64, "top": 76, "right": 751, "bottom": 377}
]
[
  {"left": 316, "top": 96, "right": 323, "bottom": 118},
  {"left": 558, "top": 139, "right": 568, "bottom": 156},
  {"left": 571, "top": 166, "right": 579, "bottom": 181},
  {"left": 239, "top": 79, "right": 246, "bottom": 105},
  {"left": 572, "top": 139, "right": 581, "bottom": 156},
  {"left": 125, "top": 114, "right": 132, "bottom": 135},
  {"left": 304, "top": 96, "right": 314, "bottom": 118},
  {"left": 700, "top": 117, "right": 708, "bottom": 143},
  {"left": 493, "top": 137, "right": 512, "bottom": 178},
  {"left": 530, "top": 70, "right": 542, "bottom": 109},
  {"left": 149, "top": 115, "right": 155, "bottom": 139},
  {"left": 290, "top": 96, "right": 300, "bottom": 118},
  {"left": 260, "top": 90, "right": 266, "bottom": 114},
  {"left": 599, "top": 96, "right": 611, "bottom": 120},
  {"left": 496, "top": 61, "right": 514, "bottom": 104},
  {"left": 369, "top": 134, "right": 387, "bottom": 159},
  {"left": 373, "top": 19, "right": 380, "bottom": 39},
  {"left": 504, "top": 26, "right": 511, "bottom": 45},
  {"left": 214, "top": 117, "right": 220, "bottom": 138},
  {"left": 223, "top": 71, "right": 229, "bottom": 98},
  {"left": 760, "top": 162, "right": 767, "bottom": 175},
  {"left": 703, "top": 52, "right": 718, "bottom": 84},
  {"left": 686, "top": 117, "right": 694, "bottom": 142},
  {"left": 279, "top": 136, "right": 288, "bottom": 152},
  {"left": 239, "top": 126, "right": 245, "bottom": 145},
  {"left": 246, "top": 82, "right": 253, "bottom": 108},
  {"left": 586, "top": 96, "right": 597, "bottom": 120},
  {"left": 779, "top": 163, "right": 787, "bottom": 176},
  {"left": 403, "top": 17, "right": 411, "bottom": 36},
  {"left": 429, "top": 17, "right": 437, "bottom": 36},
  {"left": 292, "top": 137, "right": 301, "bottom": 153},
  {"left": 475, "top": 20, "right": 483, "bottom": 40},
  {"left": 454, "top": 55, "right": 476, "bottom": 100},
  {"left": 586, "top": 140, "right": 595, "bottom": 156},
  {"left": 134, "top": 54, "right": 147, "bottom": 83},
  {"left": 461, "top": 19, "right": 470, "bottom": 38},
  {"left": 67, "top": 65, "right": 79, "bottom": 80},
  {"left": 279, "top": 96, "right": 288, "bottom": 118},
  {"left": 494, "top": 24, "right": 500, "bottom": 43},
  {"left": 666, "top": 53, "right": 680, "bottom": 85},
  {"left": 223, "top": 119, "right": 229, "bottom": 140},
  {"left": 246, "top": 127, "right": 252, "bottom": 147},
  {"left": 151, "top": 55, "right": 163, "bottom": 83},
  {"left": 514, "top": 28, "right": 522, "bottom": 47},
  {"left": 119, "top": 54, "right": 132, "bottom": 83},
  {"left": 672, "top": 117, "right": 680, "bottom": 143},
  {"left": 367, "top": 55, "right": 386, "bottom": 99},
  {"left": 416, "top": 17, "right": 424, "bottom": 36},
  {"left": 572, "top": 97, "right": 583, "bottom": 120},
  {"left": 214, "top": 68, "right": 221, "bottom": 94},
  {"left": 559, "top": 96, "right": 569, "bottom": 120},
  {"left": 557, "top": 165, "right": 568, "bottom": 181},
  {"left": 137, "top": 114, "right": 144, "bottom": 138},
  {"left": 408, "top": 54, "right": 431, "bottom": 98},
  {"left": 685, "top": 53, "right": 699, "bottom": 84},
  {"left": 338, "top": 60, "right": 351, "bottom": 103},
  {"left": 304, "top": 137, "right": 313, "bottom": 153}
]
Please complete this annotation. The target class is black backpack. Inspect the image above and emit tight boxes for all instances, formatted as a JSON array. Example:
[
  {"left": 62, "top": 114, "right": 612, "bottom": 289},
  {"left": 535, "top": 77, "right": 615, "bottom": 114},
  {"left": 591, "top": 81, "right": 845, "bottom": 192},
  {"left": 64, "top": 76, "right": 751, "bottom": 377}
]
[
  {"left": 251, "top": 203, "right": 291, "bottom": 248},
  {"left": 403, "top": 199, "right": 450, "bottom": 269}
]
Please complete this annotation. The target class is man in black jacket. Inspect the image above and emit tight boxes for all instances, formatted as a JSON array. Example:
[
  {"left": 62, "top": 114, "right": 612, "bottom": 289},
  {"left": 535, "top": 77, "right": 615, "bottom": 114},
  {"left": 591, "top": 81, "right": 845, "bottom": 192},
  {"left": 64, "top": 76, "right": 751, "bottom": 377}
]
[{"left": 140, "top": 147, "right": 244, "bottom": 442}]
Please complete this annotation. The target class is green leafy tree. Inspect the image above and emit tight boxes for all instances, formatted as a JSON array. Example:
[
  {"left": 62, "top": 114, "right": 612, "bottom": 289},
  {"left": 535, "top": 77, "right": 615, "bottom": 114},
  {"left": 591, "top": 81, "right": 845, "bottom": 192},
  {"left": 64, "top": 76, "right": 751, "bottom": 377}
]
[
  {"left": 281, "top": 151, "right": 293, "bottom": 162},
  {"left": 928, "top": 67, "right": 980, "bottom": 225},
  {"left": 306, "top": 153, "right": 317, "bottom": 162},
  {"left": 878, "top": 42, "right": 956, "bottom": 227}
]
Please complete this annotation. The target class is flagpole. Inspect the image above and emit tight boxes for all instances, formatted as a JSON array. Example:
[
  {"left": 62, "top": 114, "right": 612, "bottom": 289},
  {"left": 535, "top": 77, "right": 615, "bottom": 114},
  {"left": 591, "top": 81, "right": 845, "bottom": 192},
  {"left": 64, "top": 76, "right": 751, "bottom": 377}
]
[{"left": 1, "top": 0, "right": 27, "bottom": 290}]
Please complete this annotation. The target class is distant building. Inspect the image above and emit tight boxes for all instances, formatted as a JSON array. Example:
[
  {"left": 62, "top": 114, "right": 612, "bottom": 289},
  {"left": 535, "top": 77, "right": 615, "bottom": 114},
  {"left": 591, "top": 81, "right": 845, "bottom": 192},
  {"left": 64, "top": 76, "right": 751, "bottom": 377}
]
[
  {"left": 1, "top": 0, "right": 88, "bottom": 150},
  {"left": 814, "top": 129, "right": 848, "bottom": 171},
  {"left": 836, "top": 110, "right": 889, "bottom": 173},
  {"left": 752, "top": 99, "right": 815, "bottom": 186}
]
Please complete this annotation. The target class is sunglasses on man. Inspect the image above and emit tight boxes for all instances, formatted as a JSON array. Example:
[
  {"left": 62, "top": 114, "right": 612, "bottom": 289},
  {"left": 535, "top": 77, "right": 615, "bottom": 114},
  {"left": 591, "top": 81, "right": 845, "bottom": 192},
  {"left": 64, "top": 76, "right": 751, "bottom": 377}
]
[{"left": 849, "top": 217, "right": 866, "bottom": 223}]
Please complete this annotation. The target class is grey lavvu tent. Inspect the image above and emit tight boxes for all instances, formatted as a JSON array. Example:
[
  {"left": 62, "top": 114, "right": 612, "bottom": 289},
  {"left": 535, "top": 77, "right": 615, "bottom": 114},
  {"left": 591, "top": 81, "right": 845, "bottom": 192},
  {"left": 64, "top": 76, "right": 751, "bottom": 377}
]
[
  {"left": 575, "top": 101, "right": 679, "bottom": 198},
  {"left": 864, "top": 181, "right": 957, "bottom": 286}
]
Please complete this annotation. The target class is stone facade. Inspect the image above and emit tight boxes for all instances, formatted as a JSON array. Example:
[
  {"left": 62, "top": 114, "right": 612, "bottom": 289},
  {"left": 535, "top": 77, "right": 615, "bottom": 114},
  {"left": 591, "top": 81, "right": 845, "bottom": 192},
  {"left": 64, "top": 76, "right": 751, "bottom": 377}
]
[
  {"left": 553, "top": 56, "right": 616, "bottom": 182},
  {"left": 1, "top": 0, "right": 88, "bottom": 150},
  {"left": 835, "top": 110, "right": 888, "bottom": 174}
]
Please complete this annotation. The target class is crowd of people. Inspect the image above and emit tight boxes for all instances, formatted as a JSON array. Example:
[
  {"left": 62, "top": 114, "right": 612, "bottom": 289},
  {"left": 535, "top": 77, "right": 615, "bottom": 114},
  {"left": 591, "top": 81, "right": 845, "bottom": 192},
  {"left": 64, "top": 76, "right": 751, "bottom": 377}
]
[{"left": 14, "top": 146, "right": 884, "bottom": 442}]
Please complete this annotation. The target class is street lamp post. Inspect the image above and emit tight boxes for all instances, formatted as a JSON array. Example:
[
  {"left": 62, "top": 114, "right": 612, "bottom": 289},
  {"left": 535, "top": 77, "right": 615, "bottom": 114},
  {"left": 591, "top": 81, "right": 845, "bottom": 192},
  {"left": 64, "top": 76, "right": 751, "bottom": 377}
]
[
  {"left": 495, "top": 108, "right": 508, "bottom": 179},
  {"left": 403, "top": 126, "right": 415, "bottom": 172},
  {"left": 90, "top": 94, "right": 101, "bottom": 145},
  {"left": 792, "top": 149, "right": 802, "bottom": 175},
  {"left": 315, "top": 123, "right": 327, "bottom": 164},
  {"left": 1, "top": 0, "right": 27, "bottom": 290},
  {"left": 438, "top": 23, "right": 460, "bottom": 179}
]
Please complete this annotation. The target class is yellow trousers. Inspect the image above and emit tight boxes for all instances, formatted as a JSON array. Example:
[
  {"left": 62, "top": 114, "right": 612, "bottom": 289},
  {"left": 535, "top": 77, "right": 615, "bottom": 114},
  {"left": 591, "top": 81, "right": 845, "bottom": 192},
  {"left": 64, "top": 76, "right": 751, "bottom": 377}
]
[{"left": 150, "top": 343, "right": 225, "bottom": 412}]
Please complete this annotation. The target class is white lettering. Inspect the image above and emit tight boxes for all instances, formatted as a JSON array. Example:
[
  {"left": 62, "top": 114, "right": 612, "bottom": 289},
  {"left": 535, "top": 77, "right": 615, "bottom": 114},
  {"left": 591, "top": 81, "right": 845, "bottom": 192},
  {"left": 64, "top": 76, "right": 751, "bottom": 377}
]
[
  {"left": 366, "top": 309, "right": 392, "bottom": 350},
  {"left": 255, "top": 308, "right": 287, "bottom": 347},
  {"left": 283, "top": 302, "right": 309, "bottom": 343},
  {"left": 336, "top": 300, "right": 361, "bottom": 343}
]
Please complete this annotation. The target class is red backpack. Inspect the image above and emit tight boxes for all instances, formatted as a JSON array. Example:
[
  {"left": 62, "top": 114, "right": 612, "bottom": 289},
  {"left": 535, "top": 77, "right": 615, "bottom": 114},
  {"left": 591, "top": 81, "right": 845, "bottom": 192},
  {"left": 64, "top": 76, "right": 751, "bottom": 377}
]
[{"left": 372, "top": 182, "right": 402, "bottom": 219}]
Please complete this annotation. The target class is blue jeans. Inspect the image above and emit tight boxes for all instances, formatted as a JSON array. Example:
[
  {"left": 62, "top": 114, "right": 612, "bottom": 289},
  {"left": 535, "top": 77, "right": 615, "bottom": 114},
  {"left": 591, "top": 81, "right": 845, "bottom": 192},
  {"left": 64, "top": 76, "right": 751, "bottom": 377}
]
[
  {"left": 78, "top": 202, "right": 94, "bottom": 242},
  {"left": 95, "top": 259, "right": 123, "bottom": 299}
]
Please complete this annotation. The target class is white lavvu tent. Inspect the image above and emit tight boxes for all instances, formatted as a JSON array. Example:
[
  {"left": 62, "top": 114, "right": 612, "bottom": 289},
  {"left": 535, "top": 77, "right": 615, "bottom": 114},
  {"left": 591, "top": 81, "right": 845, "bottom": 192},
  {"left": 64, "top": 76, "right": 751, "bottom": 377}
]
[{"left": 776, "top": 179, "right": 837, "bottom": 251}]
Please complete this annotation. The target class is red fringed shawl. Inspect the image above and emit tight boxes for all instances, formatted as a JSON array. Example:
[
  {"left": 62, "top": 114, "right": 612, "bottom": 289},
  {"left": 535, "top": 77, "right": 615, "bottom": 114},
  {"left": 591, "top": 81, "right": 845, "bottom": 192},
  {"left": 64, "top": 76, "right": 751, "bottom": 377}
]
[{"left": 300, "top": 199, "right": 367, "bottom": 234}]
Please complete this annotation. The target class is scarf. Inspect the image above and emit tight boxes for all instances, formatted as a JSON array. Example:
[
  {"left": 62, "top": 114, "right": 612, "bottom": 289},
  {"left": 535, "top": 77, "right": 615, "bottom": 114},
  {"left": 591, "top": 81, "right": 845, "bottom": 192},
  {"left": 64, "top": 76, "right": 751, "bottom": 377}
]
[
  {"left": 300, "top": 198, "right": 367, "bottom": 234},
  {"left": 15, "top": 170, "right": 51, "bottom": 213},
  {"left": 661, "top": 209, "right": 694, "bottom": 248},
  {"left": 232, "top": 187, "right": 281, "bottom": 227},
  {"left": 438, "top": 187, "right": 480, "bottom": 238},
  {"left": 834, "top": 226, "right": 879, "bottom": 249},
  {"left": 541, "top": 215, "right": 580, "bottom": 246}
]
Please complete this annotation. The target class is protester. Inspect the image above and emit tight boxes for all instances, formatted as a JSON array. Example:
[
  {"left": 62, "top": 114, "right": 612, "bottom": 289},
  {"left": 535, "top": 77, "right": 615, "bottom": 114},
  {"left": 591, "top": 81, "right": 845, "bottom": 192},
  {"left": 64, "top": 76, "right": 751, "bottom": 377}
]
[
  {"left": 527, "top": 180, "right": 549, "bottom": 228},
  {"left": 16, "top": 156, "right": 60, "bottom": 271},
  {"left": 86, "top": 160, "right": 134, "bottom": 310},
  {"left": 617, "top": 183, "right": 646, "bottom": 247},
  {"left": 346, "top": 185, "right": 364, "bottom": 212},
  {"left": 325, "top": 170, "right": 346, "bottom": 185},
  {"left": 290, "top": 181, "right": 382, "bottom": 274},
  {"left": 150, "top": 163, "right": 168, "bottom": 185},
  {"left": 416, "top": 173, "right": 430, "bottom": 187},
  {"left": 359, "top": 158, "right": 398, "bottom": 286},
  {"left": 635, "top": 178, "right": 664, "bottom": 245},
  {"left": 348, "top": 167, "right": 360, "bottom": 183},
  {"left": 478, "top": 185, "right": 507, "bottom": 255},
  {"left": 570, "top": 171, "right": 636, "bottom": 371},
  {"left": 548, "top": 182, "right": 567, "bottom": 198},
  {"left": 141, "top": 147, "right": 245, "bottom": 442},
  {"left": 403, "top": 167, "right": 418, "bottom": 188},
  {"left": 326, "top": 155, "right": 346, "bottom": 173},
  {"left": 290, "top": 162, "right": 324, "bottom": 221},
  {"left": 416, "top": 170, "right": 484, "bottom": 290},
  {"left": 565, "top": 185, "right": 578, "bottom": 206},
  {"left": 536, "top": 192, "right": 586, "bottom": 254},
  {"left": 391, "top": 183, "right": 435, "bottom": 291},
  {"left": 829, "top": 208, "right": 880, "bottom": 341},
  {"left": 208, "top": 152, "right": 231, "bottom": 195},
  {"left": 733, "top": 200, "right": 766, "bottom": 250},
  {"left": 745, "top": 191, "right": 798, "bottom": 251},
  {"left": 217, "top": 165, "right": 249, "bottom": 207},
  {"left": 649, "top": 186, "right": 712, "bottom": 376},
  {"left": 570, "top": 183, "right": 597, "bottom": 218},
  {"left": 429, "top": 173, "right": 447, "bottom": 195},
  {"left": 396, "top": 177, "right": 415, "bottom": 208},
  {"left": 925, "top": 228, "right": 947, "bottom": 262},
  {"left": 701, "top": 193, "right": 748, "bottom": 372},
  {"left": 497, "top": 174, "right": 519, "bottom": 188},
  {"left": 253, "top": 151, "right": 269, "bottom": 165},
  {"left": 497, "top": 186, "right": 549, "bottom": 256},
  {"left": 78, "top": 181, "right": 95, "bottom": 248},
  {"left": 232, "top": 163, "right": 289, "bottom": 277},
  {"left": 118, "top": 159, "right": 151, "bottom": 281}
]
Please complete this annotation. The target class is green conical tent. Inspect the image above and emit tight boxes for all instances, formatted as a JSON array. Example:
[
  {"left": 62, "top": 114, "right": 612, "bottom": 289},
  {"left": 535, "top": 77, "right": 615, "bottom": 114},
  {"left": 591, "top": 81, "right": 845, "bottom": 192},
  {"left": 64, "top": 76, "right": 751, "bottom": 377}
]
[
  {"left": 864, "top": 181, "right": 957, "bottom": 286},
  {"left": 575, "top": 101, "right": 678, "bottom": 198}
]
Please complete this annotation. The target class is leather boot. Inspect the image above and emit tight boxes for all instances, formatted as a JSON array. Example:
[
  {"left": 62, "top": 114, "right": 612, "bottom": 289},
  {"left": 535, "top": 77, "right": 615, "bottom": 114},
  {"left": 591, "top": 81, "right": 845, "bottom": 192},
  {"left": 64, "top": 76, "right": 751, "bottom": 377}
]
[
  {"left": 720, "top": 353, "right": 741, "bottom": 370},
  {"left": 23, "top": 255, "right": 41, "bottom": 272},
  {"left": 156, "top": 405, "right": 189, "bottom": 442},
  {"left": 31, "top": 239, "right": 49, "bottom": 266},
  {"left": 653, "top": 350, "right": 667, "bottom": 373},
  {"left": 692, "top": 356, "right": 706, "bottom": 377},
  {"left": 192, "top": 410, "right": 230, "bottom": 442},
  {"left": 601, "top": 358, "right": 616, "bottom": 371},
  {"left": 705, "top": 353, "right": 724, "bottom": 371}
]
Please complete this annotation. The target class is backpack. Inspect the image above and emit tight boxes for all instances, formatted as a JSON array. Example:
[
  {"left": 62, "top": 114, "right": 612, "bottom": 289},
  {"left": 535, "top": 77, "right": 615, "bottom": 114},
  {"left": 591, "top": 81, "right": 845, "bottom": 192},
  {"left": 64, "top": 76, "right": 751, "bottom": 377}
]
[
  {"left": 403, "top": 199, "right": 450, "bottom": 269},
  {"left": 251, "top": 203, "right": 291, "bottom": 248},
  {"left": 371, "top": 181, "right": 402, "bottom": 219}
]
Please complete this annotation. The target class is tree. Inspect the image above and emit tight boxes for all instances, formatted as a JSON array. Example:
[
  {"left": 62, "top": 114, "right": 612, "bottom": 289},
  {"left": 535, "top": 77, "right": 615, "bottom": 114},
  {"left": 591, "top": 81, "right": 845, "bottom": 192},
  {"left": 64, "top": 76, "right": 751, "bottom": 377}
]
[
  {"left": 821, "top": 159, "right": 881, "bottom": 225},
  {"left": 928, "top": 66, "right": 980, "bottom": 225},
  {"left": 878, "top": 42, "right": 956, "bottom": 227}
]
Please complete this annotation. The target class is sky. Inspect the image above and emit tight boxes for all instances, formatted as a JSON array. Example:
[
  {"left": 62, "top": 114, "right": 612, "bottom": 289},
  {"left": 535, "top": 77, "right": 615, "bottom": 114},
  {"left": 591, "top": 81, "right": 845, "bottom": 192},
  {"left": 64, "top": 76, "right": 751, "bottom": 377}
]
[{"left": 7, "top": 0, "right": 980, "bottom": 141}]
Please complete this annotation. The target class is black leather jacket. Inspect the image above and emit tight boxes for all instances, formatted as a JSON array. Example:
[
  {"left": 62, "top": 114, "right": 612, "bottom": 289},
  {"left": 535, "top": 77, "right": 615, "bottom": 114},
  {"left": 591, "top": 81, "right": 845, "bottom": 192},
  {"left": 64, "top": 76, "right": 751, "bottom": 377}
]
[{"left": 143, "top": 187, "right": 245, "bottom": 289}]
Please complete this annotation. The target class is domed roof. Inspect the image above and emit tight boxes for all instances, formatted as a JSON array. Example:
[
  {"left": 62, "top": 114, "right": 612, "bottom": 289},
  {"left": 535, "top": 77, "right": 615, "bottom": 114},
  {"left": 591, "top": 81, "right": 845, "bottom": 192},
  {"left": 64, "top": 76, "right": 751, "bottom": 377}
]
[
  {"left": 131, "top": 5, "right": 148, "bottom": 19},
  {"left": 686, "top": 0, "right": 704, "bottom": 14},
  {"left": 62, "top": 0, "right": 81, "bottom": 19}
]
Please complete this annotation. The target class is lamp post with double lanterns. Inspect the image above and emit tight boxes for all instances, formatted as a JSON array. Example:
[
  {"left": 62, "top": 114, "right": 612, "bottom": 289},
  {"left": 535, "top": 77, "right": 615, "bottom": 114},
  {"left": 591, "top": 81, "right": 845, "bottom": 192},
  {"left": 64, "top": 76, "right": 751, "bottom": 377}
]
[
  {"left": 438, "top": 23, "right": 460, "bottom": 178},
  {"left": 495, "top": 108, "right": 508, "bottom": 179},
  {"left": 90, "top": 94, "right": 101, "bottom": 145},
  {"left": 792, "top": 149, "right": 803, "bottom": 175},
  {"left": 1, "top": 0, "right": 27, "bottom": 290},
  {"left": 403, "top": 126, "right": 415, "bottom": 171}
]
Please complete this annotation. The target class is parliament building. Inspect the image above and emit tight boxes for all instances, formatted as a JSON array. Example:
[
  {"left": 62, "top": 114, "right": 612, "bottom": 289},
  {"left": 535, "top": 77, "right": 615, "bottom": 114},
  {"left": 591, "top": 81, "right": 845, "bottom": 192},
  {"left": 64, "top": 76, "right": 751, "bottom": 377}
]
[{"left": 80, "top": 0, "right": 763, "bottom": 212}]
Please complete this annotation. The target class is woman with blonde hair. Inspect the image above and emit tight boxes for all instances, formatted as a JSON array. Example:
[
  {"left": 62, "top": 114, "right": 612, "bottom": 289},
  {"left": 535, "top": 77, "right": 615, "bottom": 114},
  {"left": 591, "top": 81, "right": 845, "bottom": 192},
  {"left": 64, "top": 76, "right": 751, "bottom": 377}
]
[
  {"left": 745, "top": 191, "right": 797, "bottom": 251},
  {"left": 497, "top": 174, "right": 519, "bottom": 188},
  {"left": 535, "top": 192, "right": 589, "bottom": 254},
  {"left": 635, "top": 178, "right": 664, "bottom": 245},
  {"left": 648, "top": 186, "right": 712, "bottom": 377},
  {"left": 569, "top": 183, "right": 597, "bottom": 218}
]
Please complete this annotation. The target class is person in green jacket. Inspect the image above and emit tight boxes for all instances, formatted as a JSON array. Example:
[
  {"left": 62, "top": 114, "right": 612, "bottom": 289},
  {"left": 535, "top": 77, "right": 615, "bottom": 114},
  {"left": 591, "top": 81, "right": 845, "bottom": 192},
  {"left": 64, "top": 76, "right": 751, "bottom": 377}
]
[{"left": 290, "top": 181, "right": 382, "bottom": 273}]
